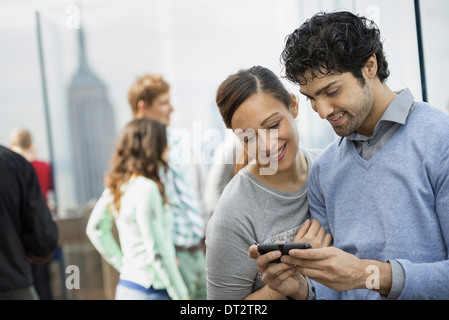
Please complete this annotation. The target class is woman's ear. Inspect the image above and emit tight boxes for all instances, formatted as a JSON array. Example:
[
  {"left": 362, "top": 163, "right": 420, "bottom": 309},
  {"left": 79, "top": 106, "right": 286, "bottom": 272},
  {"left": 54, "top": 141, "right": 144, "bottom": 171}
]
[{"left": 290, "top": 94, "right": 299, "bottom": 118}]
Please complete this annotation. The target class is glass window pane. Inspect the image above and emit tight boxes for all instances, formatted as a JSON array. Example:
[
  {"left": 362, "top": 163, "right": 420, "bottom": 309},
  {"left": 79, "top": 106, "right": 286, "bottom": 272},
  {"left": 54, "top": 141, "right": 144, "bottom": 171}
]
[{"left": 420, "top": 0, "right": 449, "bottom": 112}]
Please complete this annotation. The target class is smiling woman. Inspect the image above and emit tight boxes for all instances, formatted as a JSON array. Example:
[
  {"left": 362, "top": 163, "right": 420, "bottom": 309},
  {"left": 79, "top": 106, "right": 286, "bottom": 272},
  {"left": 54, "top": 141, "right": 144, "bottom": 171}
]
[
  {"left": 205, "top": 66, "right": 332, "bottom": 300},
  {"left": 232, "top": 93, "right": 298, "bottom": 177}
]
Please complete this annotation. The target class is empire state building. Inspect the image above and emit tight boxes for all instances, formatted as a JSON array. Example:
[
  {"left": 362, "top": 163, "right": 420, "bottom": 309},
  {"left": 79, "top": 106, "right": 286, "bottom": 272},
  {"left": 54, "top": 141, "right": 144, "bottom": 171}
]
[{"left": 67, "top": 26, "right": 116, "bottom": 207}]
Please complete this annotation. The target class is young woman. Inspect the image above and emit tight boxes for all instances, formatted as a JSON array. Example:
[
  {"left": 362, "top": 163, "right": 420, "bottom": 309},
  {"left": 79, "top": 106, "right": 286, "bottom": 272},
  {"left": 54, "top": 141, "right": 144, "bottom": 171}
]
[
  {"left": 205, "top": 66, "right": 332, "bottom": 300},
  {"left": 86, "top": 118, "right": 189, "bottom": 300}
]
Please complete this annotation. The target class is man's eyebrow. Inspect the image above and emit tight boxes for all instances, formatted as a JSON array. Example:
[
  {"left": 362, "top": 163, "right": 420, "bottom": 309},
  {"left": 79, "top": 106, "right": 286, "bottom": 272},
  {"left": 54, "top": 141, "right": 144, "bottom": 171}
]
[
  {"left": 300, "top": 80, "right": 339, "bottom": 98},
  {"left": 260, "top": 112, "right": 280, "bottom": 127}
]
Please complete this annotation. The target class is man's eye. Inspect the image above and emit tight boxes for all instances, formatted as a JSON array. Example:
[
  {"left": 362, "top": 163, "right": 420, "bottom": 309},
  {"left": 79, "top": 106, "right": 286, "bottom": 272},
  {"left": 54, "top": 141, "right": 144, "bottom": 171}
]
[{"left": 328, "top": 89, "right": 339, "bottom": 96}]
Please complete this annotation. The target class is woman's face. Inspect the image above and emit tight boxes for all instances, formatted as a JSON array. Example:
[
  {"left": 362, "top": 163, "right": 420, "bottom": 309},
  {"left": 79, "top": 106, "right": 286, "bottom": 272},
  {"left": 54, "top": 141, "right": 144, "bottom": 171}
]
[{"left": 231, "top": 92, "right": 299, "bottom": 174}]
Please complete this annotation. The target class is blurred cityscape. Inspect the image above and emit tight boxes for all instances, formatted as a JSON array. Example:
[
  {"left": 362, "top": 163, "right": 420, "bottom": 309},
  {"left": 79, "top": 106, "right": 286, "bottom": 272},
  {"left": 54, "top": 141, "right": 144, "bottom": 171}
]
[{"left": 1, "top": 0, "right": 448, "bottom": 299}]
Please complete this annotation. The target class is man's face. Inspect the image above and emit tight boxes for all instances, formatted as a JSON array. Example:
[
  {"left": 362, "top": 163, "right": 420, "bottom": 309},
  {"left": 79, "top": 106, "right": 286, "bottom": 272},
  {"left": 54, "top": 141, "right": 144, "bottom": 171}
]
[
  {"left": 140, "top": 91, "right": 174, "bottom": 126},
  {"left": 299, "top": 71, "right": 374, "bottom": 137}
]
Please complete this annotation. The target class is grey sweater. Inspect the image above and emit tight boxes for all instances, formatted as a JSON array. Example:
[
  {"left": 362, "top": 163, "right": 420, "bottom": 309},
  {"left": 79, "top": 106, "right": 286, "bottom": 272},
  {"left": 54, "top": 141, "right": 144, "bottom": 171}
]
[{"left": 205, "top": 148, "right": 320, "bottom": 300}]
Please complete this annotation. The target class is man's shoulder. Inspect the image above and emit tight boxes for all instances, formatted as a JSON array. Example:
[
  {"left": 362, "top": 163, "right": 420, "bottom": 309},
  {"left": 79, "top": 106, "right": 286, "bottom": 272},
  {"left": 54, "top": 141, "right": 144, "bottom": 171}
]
[
  {"left": 412, "top": 102, "right": 449, "bottom": 127},
  {"left": 310, "top": 138, "right": 342, "bottom": 165},
  {"left": 407, "top": 103, "right": 449, "bottom": 150},
  {"left": 0, "top": 145, "right": 32, "bottom": 173},
  {"left": 0, "top": 145, "right": 22, "bottom": 161}
]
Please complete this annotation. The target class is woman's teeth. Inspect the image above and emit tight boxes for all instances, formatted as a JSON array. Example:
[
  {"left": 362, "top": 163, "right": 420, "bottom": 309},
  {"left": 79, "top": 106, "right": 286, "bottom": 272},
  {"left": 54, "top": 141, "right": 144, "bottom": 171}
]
[{"left": 268, "top": 145, "right": 286, "bottom": 159}]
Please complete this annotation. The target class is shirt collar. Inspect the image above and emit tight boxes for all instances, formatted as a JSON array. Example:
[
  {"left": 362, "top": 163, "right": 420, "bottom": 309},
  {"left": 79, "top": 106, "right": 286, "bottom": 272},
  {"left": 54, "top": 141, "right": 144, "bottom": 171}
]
[
  {"left": 339, "top": 88, "right": 415, "bottom": 145},
  {"left": 379, "top": 88, "right": 414, "bottom": 125}
]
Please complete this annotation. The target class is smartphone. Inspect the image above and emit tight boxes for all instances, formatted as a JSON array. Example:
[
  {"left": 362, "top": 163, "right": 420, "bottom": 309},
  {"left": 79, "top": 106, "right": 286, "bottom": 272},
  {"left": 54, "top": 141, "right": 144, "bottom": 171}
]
[{"left": 257, "top": 242, "right": 312, "bottom": 263}]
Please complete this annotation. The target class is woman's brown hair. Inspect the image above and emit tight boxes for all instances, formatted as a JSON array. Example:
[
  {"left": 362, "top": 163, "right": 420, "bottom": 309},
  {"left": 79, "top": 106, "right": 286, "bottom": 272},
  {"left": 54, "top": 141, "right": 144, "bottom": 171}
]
[{"left": 105, "top": 118, "right": 169, "bottom": 213}]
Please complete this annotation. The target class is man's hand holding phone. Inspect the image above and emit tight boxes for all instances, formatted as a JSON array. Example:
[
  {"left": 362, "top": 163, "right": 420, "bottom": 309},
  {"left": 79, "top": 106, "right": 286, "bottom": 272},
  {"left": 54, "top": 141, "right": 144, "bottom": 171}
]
[{"left": 248, "top": 219, "right": 333, "bottom": 299}]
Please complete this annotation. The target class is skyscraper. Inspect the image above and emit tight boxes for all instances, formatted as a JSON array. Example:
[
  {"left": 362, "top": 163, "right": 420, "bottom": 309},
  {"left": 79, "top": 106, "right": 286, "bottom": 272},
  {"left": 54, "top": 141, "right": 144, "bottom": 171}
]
[{"left": 67, "top": 26, "right": 116, "bottom": 207}]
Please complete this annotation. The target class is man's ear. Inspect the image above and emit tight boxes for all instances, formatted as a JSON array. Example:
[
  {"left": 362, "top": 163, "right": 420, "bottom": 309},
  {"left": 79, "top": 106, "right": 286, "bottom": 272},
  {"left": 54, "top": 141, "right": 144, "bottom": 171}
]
[
  {"left": 290, "top": 93, "right": 299, "bottom": 118},
  {"left": 136, "top": 100, "right": 147, "bottom": 118},
  {"left": 363, "top": 53, "right": 378, "bottom": 79}
]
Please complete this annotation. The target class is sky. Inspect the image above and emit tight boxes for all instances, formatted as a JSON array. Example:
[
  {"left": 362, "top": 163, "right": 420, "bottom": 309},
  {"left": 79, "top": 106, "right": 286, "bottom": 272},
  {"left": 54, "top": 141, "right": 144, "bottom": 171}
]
[{"left": 1, "top": 0, "right": 448, "bottom": 213}]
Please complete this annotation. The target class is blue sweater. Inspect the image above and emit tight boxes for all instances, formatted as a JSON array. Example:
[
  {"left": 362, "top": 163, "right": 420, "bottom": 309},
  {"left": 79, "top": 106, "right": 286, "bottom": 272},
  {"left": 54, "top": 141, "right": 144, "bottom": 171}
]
[{"left": 308, "top": 102, "right": 449, "bottom": 299}]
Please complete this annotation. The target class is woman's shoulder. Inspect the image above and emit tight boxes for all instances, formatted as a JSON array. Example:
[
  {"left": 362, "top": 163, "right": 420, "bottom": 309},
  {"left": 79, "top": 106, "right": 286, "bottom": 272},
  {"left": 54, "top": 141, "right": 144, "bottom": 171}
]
[
  {"left": 212, "top": 170, "right": 261, "bottom": 218},
  {"left": 220, "top": 169, "right": 264, "bottom": 199},
  {"left": 132, "top": 175, "right": 158, "bottom": 187},
  {"left": 125, "top": 176, "right": 160, "bottom": 198}
]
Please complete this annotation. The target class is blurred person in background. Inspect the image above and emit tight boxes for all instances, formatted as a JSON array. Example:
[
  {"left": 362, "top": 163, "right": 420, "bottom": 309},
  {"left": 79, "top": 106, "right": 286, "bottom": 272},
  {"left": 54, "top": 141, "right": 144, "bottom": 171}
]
[
  {"left": 9, "top": 128, "right": 53, "bottom": 206},
  {"left": 203, "top": 133, "right": 241, "bottom": 212},
  {"left": 9, "top": 128, "right": 54, "bottom": 300},
  {"left": 86, "top": 118, "right": 189, "bottom": 300},
  {"left": 0, "top": 145, "right": 58, "bottom": 300},
  {"left": 127, "top": 74, "right": 207, "bottom": 299}
]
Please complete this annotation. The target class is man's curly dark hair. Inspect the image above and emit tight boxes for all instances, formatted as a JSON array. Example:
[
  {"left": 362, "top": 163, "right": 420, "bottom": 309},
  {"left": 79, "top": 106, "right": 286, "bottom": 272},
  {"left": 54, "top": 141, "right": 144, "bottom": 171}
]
[{"left": 281, "top": 11, "right": 390, "bottom": 86}]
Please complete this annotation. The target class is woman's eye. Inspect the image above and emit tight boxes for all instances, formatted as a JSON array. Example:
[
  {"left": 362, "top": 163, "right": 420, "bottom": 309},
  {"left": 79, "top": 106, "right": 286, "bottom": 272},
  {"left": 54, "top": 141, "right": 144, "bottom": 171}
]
[
  {"left": 269, "top": 121, "right": 280, "bottom": 129},
  {"left": 243, "top": 135, "right": 255, "bottom": 144},
  {"left": 328, "top": 89, "right": 339, "bottom": 96}
]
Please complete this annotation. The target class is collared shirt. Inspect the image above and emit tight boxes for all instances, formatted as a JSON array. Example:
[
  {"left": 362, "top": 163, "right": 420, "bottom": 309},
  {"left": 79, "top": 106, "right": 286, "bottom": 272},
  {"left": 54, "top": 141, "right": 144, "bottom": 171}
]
[
  {"left": 337, "top": 88, "right": 416, "bottom": 299},
  {"left": 166, "top": 130, "right": 205, "bottom": 248},
  {"left": 342, "top": 88, "right": 416, "bottom": 161}
]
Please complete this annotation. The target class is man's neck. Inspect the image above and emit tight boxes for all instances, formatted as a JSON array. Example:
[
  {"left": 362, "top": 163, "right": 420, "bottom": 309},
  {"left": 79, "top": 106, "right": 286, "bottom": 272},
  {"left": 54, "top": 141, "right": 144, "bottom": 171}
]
[{"left": 357, "top": 83, "right": 397, "bottom": 137}]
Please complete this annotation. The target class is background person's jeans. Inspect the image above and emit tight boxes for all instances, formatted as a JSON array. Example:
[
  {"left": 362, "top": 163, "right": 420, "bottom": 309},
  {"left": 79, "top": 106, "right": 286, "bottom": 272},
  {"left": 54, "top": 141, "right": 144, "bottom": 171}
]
[{"left": 115, "top": 279, "right": 171, "bottom": 300}]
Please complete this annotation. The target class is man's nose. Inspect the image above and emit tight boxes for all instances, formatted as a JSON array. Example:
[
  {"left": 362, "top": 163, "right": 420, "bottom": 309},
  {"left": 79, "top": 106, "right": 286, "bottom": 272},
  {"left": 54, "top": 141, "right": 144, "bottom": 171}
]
[{"left": 312, "top": 99, "right": 334, "bottom": 119}]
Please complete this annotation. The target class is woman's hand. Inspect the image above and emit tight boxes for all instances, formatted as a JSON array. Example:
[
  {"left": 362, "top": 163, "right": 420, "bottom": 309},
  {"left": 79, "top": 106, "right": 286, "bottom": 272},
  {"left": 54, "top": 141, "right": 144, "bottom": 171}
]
[
  {"left": 293, "top": 219, "right": 332, "bottom": 248},
  {"left": 247, "top": 219, "right": 333, "bottom": 299},
  {"left": 248, "top": 245, "right": 309, "bottom": 300}
]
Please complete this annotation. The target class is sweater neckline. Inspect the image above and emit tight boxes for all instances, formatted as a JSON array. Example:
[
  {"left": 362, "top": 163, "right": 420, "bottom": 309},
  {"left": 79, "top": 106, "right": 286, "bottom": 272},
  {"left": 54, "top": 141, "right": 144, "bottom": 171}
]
[
  {"left": 346, "top": 106, "right": 416, "bottom": 169},
  {"left": 240, "top": 148, "right": 312, "bottom": 199}
]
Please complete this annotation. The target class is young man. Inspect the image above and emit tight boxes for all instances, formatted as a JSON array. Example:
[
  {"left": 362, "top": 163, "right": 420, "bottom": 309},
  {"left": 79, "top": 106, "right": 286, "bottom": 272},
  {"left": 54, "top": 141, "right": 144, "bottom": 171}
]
[
  {"left": 249, "top": 11, "right": 449, "bottom": 299},
  {"left": 127, "top": 74, "right": 207, "bottom": 300}
]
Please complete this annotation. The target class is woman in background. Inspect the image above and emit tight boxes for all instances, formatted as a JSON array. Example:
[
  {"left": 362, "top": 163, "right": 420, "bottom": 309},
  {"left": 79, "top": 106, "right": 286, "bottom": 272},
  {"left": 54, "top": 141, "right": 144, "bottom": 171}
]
[
  {"left": 86, "top": 118, "right": 189, "bottom": 300},
  {"left": 206, "top": 66, "right": 332, "bottom": 300}
]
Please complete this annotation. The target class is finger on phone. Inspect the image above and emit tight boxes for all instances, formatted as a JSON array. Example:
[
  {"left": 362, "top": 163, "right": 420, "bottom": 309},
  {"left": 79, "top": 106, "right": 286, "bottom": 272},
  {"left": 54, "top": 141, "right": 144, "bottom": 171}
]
[
  {"left": 248, "top": 244, "right": 260, "bottom": 259},
  {"left": 256, "top": 249, "right": 282, "bottom": 267}
]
